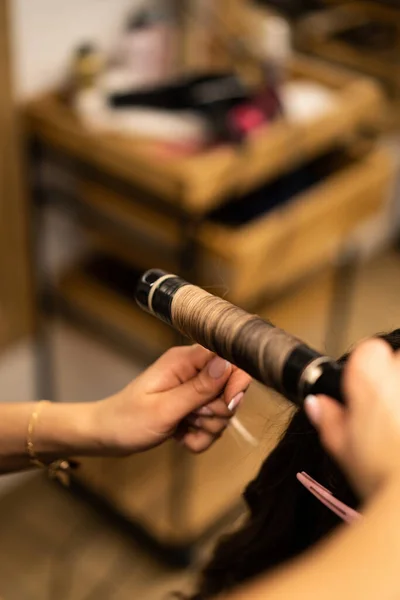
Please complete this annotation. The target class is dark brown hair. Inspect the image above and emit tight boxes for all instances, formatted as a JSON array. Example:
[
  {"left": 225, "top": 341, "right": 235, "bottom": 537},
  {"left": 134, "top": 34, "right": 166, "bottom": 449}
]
[{"left": 188, "top": 330, "right": 400, "bottom": 599}]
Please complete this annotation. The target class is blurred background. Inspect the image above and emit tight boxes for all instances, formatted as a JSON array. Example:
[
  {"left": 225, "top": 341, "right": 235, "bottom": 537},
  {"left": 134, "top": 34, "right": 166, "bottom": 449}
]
[{"left": 1, "top": 0, "right": 400, "bottom": 597}]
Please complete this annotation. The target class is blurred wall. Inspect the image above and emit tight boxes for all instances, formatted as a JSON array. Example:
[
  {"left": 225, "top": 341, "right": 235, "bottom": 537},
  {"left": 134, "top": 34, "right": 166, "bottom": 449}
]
[{"left": 9, "top": 0, "right": 142, "bottom": 99}]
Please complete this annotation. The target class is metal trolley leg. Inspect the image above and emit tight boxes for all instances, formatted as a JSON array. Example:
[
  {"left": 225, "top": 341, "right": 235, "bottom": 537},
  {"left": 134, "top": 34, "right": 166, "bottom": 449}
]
[
  {"left": 28, "top": 137, "right": 56, "bottom": 401},
  {"left": 325, "top": 247, "right": 360, "bottom": 359}
]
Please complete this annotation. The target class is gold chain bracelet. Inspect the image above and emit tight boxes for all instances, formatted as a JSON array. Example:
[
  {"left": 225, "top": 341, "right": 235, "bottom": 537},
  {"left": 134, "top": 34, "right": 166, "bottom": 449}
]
[{"left": 26, "top": 401, "right": 75, "bottom": 487}]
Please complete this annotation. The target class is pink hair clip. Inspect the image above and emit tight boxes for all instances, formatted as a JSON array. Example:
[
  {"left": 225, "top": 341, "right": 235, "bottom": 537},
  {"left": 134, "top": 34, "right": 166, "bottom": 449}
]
[{"left": 297, "top": 472, "right": 362, "bottom": 524}]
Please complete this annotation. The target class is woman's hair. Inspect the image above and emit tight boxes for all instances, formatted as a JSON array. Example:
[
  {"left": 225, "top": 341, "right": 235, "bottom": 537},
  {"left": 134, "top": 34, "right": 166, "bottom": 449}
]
[{"left": 190, "top": 329, "right": 400, "bottom": 599}]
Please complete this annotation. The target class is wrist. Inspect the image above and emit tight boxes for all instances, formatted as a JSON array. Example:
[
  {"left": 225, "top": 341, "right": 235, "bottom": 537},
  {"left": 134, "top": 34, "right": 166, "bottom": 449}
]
[
  {"left": 93, "top": 396, "right": 137, "bottom": 456},
  {"left": 34, "top": 401, "right": 104, "bottom": 458}
]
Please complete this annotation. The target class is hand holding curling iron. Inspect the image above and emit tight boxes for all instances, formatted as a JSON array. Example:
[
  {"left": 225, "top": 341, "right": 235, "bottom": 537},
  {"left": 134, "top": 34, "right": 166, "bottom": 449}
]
[
  {"left": 96, "top": 344, "right": 251, "bottom": 455},
  {"left": 306, "top": 338, "right": 400, "bottom": 500}
]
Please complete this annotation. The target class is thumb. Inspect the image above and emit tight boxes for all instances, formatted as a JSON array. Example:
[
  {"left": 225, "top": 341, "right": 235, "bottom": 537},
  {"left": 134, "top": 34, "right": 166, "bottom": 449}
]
[
  {"left": 165, "top": 356, "right": 231, "bottom": 421},
  {"left": 305, "top": 395, "right": 347, "bottom": 463}
]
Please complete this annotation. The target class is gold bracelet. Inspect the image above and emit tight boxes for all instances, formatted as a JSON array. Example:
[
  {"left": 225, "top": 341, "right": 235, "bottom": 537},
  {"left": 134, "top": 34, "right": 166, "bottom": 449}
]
[
  {"left": 27, "top": 401, "right": 49, "bottom": 468},
  {"left": 26, "top": 401, "right": 75, "bottom": 487}
]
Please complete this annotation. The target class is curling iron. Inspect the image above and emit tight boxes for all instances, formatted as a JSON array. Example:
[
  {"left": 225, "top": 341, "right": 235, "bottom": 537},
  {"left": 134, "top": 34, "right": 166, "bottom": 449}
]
[{"left": 135, "top": 269, "right": 344, "bottom": 406}]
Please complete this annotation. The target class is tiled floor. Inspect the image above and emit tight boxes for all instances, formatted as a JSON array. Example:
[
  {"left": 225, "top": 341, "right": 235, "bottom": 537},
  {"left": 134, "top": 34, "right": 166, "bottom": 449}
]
[{"left": 2, "top": 248, "right": 400, "bottom": 599}]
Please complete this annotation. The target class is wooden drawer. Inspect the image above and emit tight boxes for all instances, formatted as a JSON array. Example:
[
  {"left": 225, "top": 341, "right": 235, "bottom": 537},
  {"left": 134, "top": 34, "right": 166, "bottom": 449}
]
[
  {"left": 80, "top": 179, "right": 179, "bottom": 273},
  {"left": 57, "top": 256, "right": 176, "bottom": 357},
  {"left": 80, "top": 145, "right": 394, "bottom": 309},
  {"left": 197, "top": 146, "right": 394, "bottom": 306}
]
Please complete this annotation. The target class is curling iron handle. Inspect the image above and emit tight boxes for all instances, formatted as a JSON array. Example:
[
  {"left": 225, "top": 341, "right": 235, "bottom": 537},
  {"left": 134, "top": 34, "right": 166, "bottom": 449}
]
[{"left": 307, "top": 362, "right": 345, "bottom": 404}]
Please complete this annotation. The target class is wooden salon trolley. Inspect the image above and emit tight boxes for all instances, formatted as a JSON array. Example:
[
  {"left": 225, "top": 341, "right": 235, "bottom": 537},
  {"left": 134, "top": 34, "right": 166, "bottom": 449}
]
[{"left": 24, "top": 54, "right": 394, "bottom": 564}]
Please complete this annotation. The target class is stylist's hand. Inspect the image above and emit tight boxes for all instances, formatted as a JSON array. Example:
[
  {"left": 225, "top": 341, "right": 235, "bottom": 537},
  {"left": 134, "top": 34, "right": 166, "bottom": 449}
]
[
  {"left": 305, "top": 339, "right": 400, "bottom": 499},
  {"left": 96, "top": 345, "right": 251, "bottom": 456}
]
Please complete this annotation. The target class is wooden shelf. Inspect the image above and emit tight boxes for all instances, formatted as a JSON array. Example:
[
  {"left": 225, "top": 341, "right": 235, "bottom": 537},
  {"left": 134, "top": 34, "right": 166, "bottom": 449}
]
[
  {"left": 79, "top": 145, "right": 394, "bottom": 307},
  {"left": 197, "top": 146, "right": 393, "bottom": 305},
  {"left": 24, "top": 54, "right": 385, "bottom": 214}
]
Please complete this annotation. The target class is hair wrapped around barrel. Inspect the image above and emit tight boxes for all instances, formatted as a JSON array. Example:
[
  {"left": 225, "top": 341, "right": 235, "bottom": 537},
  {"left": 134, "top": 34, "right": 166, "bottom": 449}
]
[{"left": 136, "top": 270, "right": 344, "bottom": 405}]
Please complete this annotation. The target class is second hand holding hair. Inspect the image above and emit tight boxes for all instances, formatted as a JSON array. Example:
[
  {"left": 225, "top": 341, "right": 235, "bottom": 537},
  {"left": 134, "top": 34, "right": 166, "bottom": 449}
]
[{"left": 305, "top": 337, "right": 400, "bottom": 500}]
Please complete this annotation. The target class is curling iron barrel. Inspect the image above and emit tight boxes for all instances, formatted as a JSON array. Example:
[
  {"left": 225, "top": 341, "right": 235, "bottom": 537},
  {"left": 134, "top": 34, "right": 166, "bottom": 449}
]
[{"left": 136, "top": 269, "right": 344, "bottom": 406}]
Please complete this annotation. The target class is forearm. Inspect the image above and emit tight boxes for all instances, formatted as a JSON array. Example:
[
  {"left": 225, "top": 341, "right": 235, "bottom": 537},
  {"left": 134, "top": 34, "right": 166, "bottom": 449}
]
[
  {"left": 0, "top": 402, "right": 102, "bottom": 474},
  {"left": 225, "top": 474, "right": 400, "bottom": 599}
]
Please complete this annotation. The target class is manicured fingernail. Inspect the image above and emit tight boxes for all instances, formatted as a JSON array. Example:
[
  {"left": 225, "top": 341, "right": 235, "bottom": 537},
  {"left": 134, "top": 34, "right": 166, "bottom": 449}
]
[
  {"left": 228, "top": 391, "right": 244, "bottom": 412},
  {"left": 208, "top": 357, "right": 230, "bottom": 379},
  {"left": 197, "top": 406, "right": 213, "bottom": 416},
  {"left": 304, "top": 395, "right": 321, "bottom": 426}
]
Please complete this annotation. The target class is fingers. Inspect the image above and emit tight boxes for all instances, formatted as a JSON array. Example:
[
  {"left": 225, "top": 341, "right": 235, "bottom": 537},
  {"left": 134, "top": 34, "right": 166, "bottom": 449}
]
[
  {"left": 165, "top": 355, "right": 233, "bottom": 421},
  {"left": 174, "top": 413, "right": 228, "bottom": 454},
  {"left": 165, "top": 344, "right": 214, "bottom": 381},
  {"left": 222, "top": 366, "right": 252, "bottom": 410},
  {"left": 303, "top": 337, "right": 400, "bottom": 499},
  {"left": 175, "top": 392, "right": 234, "bottom": 454},
  {"left": 179, "top": 429, "right": 223, "bottom": 454},
  {"left": 182, "top": 377, "right": 248, "bottom": 454},
  {"left": 193, "top": 367, "right": 250, "bottom": 418},
  {"left": 344, "top": 338, "right": 395, "bottom": 409},
  {"left": 148, "top": 345, "right": 214, "bottom": 392},
  {"left": 187, "top": 414, "right": 230, "bottom": 435},
  {"left": 153, "top": 345, "right": 251, "bottom": 448},
  {"left": 196, "top": 397, "right": 233, "bottom": 418},
  {"left": 305, "top": 395, "right": 347, "bottom": 462},
  {"left": 305, "top": 339, "right": 397, "bottom": 472}
]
